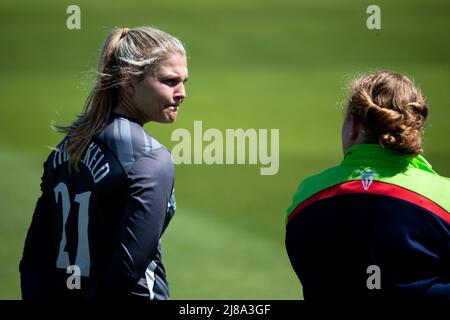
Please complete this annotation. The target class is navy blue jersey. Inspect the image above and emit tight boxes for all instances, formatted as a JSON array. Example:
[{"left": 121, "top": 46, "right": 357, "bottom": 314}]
[
  {"left": 286, "top": 194, "right": 450, "bottom": 301},
  {"left": 20, "top": 113, "right": 176, "bottom": 300},
  {"left": 286, "top": 144, "right": 450, "bottom": 301}
]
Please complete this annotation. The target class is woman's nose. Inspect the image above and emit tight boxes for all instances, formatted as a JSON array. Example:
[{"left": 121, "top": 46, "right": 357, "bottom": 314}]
[{"left": 174, "top": 83, "right": 186, "bottom": 102}]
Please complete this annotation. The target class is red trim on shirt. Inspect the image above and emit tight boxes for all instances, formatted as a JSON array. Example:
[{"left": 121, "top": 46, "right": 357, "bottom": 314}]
[{"left": 288, "top": 180, "right": 449, "bottom": 224}]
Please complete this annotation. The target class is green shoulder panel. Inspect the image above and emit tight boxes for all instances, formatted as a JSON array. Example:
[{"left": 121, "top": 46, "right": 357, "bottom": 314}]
[{"left": 286, "top": 144, "right": 450, "bottom": 223}]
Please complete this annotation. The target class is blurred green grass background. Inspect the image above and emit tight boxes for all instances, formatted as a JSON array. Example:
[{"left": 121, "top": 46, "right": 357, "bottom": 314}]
[{"left": 0, "top": 0, "right": 449, "bottom": 299}]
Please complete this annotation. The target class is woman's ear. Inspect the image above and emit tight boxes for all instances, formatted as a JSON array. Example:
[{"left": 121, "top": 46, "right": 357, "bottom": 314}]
[
  {"left": 342, "top": 112, "right": 361, "bottom": 154},
  {"left": 349, "top": 113, "right": 360, "bottom": 141},
  {"left": 120, "top": 82, "right": 135, "bottom": 96}
]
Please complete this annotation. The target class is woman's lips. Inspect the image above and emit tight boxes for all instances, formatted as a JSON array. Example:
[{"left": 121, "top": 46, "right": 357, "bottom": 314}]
[
  {"left": 165, "top": 103, "right": 179, "bottom": 111},
  {"left": 166, "top": 105, "right": 179, "bottom": 121}
]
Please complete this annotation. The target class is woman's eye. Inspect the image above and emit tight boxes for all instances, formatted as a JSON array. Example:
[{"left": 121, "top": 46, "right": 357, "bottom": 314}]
[{"left": 163, "top": 79, "right": 178, "bottom": 86}]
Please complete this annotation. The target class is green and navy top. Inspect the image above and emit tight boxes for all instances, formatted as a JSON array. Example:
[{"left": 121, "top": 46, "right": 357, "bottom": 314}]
[{"left": 285, "top": 144, "right": 450, "bottom": 301}]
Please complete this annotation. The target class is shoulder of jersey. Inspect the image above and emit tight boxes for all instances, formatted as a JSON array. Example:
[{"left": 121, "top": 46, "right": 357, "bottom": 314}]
[{"left": 96, "top": 116, "right": 168, "bottom": 173}]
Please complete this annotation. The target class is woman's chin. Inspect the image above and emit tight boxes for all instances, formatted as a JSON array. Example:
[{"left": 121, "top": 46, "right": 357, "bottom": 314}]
[
  {"left": 154, "top": 107, "right": 179, "bottom": 123},
  {"left": 166, "top": 110, "right": 178, "bottom": 122},
  {"left": 156, "top": 113, "right": 177, "bottom": 123}
]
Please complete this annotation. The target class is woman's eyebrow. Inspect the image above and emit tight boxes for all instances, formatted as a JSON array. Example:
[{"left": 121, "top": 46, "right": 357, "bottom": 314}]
[{"left": 161, "top": 73, "right": 189, "bottom": 81}]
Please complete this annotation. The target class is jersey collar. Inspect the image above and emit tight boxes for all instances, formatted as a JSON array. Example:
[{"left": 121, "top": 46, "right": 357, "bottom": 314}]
[{"left": 342, "top": 144, "right": 436, "bottom": 175}]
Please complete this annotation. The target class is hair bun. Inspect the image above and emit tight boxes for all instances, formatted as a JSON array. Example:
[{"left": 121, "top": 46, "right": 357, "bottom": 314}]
[{"left": 347, "top": 71, "right": 428, "bottom": 156}]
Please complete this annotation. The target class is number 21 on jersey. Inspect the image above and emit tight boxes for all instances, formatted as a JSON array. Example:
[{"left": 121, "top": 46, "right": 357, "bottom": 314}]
[{"left": 54, "top": 182, "right": 91, "bottom": 277}]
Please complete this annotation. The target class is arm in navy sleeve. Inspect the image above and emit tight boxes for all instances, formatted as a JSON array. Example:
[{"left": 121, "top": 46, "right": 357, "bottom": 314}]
[
  {"left": 87, "top": 148, "right": 174, "bottom": 299},
  {"left": 19, "top": 160, "right": 55, "bottom": 300}
]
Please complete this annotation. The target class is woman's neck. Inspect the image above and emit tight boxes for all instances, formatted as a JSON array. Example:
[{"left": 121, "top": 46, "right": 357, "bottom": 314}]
[{"left": 114, "top": 95, "right": 147, "bottom": 125}]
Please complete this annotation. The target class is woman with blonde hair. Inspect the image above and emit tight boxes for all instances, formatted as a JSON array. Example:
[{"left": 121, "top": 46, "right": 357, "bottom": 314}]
[
  {"left": 20, "top": 26, "right": 188, "bottom": 300},
  {"left": 285, "top": 71, "right": 450, "bottom": 301}
]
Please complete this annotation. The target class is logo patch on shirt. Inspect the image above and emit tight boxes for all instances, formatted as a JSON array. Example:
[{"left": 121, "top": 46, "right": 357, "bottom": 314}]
[{"left": 360, "top": 169, "right": 376, "bottom": 191}]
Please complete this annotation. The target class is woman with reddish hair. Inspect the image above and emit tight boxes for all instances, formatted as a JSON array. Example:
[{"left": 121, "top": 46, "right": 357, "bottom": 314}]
[{"left": 286, "top": 71, "right": 450, "bottom": 301}]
